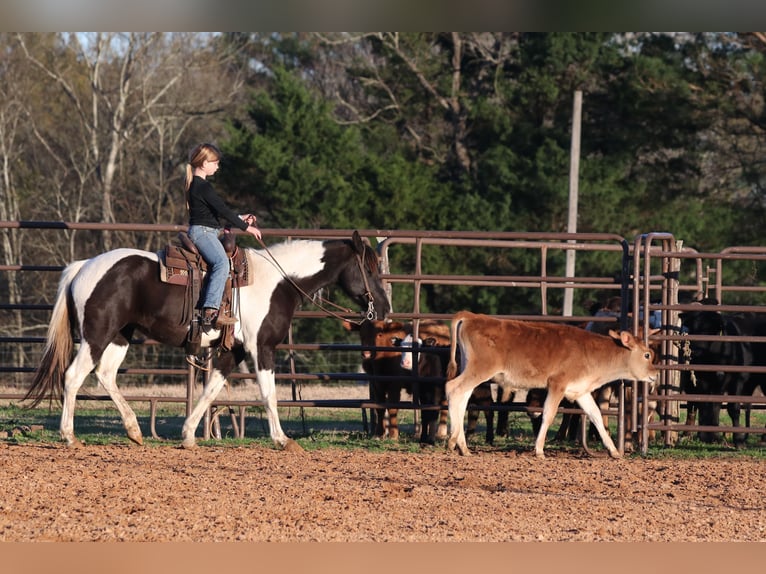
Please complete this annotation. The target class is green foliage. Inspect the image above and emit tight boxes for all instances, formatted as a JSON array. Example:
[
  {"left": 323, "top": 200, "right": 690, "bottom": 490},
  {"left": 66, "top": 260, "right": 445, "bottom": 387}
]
[{"left": 209, "top": 33, "right": 766, "bottom": 317}]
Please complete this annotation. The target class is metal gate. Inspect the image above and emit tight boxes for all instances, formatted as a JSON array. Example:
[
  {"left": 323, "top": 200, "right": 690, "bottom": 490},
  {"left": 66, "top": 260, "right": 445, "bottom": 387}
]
[{"left": 1, "top": 221, "right": 764, "bottom": 453}]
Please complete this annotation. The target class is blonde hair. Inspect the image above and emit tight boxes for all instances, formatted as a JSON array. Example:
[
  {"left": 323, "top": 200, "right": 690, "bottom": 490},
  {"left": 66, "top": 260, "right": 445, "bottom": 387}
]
[{"left": 184, "top": 142, "right": 222, "bottom": 210}]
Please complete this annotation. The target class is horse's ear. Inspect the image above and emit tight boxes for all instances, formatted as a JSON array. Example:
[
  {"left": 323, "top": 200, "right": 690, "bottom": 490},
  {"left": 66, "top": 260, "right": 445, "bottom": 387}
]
[{"left": 351, "top": 230, "right": 366, "bottom": 255}]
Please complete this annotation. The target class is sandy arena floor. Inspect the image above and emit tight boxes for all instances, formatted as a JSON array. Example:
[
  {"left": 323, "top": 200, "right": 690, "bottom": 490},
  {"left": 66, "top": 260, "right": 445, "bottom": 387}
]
[{"left": 1, "top": 439, "right": 764, "bottom": 542}]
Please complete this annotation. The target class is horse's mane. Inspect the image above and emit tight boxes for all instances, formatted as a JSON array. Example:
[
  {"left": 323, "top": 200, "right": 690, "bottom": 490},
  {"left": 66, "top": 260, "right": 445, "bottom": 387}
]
[
  {"left": 361, "top": 243, "right": 379, "bottom": 275},
  {"left": 247, "top": 237, "right": 380, "bottom": 275}
]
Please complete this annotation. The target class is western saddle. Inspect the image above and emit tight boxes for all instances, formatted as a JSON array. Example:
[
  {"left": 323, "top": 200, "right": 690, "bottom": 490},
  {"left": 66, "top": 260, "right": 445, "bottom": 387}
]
[{"left": 158, "top": 230, "right": 252, "bottom": 354}]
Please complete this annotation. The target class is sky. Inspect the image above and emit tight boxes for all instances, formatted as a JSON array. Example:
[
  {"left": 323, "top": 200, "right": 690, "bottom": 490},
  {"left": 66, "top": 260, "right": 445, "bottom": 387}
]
[{"left": 0, "top": 0, "right": 761, "bottom": 31}]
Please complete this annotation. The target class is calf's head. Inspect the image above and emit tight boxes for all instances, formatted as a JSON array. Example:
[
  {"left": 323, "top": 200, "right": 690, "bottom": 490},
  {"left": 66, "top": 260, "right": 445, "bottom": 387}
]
[
  {"left": 353, "top": 319, "right": 407, "bottom": 360},
  {"left": 609, "top": 329, "right": 659, "bottom": 383}
]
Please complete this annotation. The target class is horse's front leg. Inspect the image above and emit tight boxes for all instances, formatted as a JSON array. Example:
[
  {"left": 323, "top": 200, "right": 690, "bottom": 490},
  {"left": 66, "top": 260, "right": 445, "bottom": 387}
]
[
  {"left": 181, "top": 368, "right": 228, "bottom": 448},
  {"left": 256, "top": 369, "right": 303, "bottom": 452}
]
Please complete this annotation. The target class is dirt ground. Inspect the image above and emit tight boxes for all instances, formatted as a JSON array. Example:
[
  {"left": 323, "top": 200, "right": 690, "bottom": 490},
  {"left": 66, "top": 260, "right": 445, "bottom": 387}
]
[{"left": 1, "top": 439, "right": 764, "bottom": 542}]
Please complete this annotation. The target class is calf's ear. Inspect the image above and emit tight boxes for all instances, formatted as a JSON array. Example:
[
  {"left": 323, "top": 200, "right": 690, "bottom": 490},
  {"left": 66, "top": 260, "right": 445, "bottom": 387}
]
[{"left": 609, "top": 329, "right": 635, "bottom": 348}]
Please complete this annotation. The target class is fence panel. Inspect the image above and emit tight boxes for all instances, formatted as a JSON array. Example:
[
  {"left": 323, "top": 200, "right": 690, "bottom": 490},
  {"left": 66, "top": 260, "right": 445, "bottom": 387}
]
[{"left": 1, "top": 221, "right": 764, "bottom": 452}]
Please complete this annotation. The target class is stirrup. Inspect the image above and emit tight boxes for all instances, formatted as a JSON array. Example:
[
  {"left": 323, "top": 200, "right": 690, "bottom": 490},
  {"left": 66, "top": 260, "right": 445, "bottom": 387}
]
[
  {"left": 185, "top": 354, "right": 210, "bottom": 370},
  {"left": 199, "top": 309, "right": 219, "bottom": 333}
]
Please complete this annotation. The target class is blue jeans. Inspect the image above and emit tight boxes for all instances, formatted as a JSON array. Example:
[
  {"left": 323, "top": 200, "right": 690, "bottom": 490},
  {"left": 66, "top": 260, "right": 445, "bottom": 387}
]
[{"left": 188, "top": 225, "right": 229, "bottom": 310}]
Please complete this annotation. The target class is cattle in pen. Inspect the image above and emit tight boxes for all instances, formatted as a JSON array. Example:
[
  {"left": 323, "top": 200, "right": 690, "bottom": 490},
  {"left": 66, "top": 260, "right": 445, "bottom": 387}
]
[
  {"left": 398, "top": 333, "right": 494, "bottom": 445},
  {"left": 346, "top": 319, "right": 492, "bottom": 443},
  {"left": 345, "top": 319, "right": 451, "bottom": 440},
  {"left": 444, "top": 311, "right": 658, "bottom": 458},
  {"left": 680, "top": 299, "right": 765, "bottom": 447}
]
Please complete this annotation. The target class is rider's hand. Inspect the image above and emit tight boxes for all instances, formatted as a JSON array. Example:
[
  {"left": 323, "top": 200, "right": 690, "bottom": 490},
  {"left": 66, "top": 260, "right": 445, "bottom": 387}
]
[{"left": 247, "top": 225, "right": 262, "bottom": 241}]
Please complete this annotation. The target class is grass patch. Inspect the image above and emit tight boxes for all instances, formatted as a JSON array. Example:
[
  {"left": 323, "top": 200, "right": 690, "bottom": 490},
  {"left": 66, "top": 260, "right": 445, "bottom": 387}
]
[{"left": 2, "top": 401, "right": 765, "bottom": 459}]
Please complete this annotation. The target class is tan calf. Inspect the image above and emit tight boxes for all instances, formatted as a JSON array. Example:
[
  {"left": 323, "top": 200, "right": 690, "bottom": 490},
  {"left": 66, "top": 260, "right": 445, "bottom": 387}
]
[{"left": 444, "top": 311, "right": 658, "bottom": 459}]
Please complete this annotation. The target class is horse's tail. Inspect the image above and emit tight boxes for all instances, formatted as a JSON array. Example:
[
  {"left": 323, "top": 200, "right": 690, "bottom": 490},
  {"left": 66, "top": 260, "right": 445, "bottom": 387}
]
[
  {"left": 25, "top": 260, "right": 86, "bottom": 408},
  {"left": 445, "top": 313, "right": 464, "bottom": 381}
]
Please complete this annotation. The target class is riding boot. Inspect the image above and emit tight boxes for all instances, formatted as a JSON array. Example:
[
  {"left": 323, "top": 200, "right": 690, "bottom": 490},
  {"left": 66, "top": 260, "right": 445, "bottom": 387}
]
[
  {"left": 201, "top": 307, "right": 237, "bottom": 329},
  {"left": 212, "top": 308, "right": 238, "bottom": 326}
]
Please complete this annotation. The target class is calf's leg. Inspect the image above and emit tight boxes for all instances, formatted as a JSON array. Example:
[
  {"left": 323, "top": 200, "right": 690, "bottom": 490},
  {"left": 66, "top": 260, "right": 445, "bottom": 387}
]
[
  {"left": 534, "top": 386, "right": 565, "bottom": 459},
  {"left": 446, "top": 375, "right": 475, "bottom": 456},
  {"left": 495, "top": 385, "right": 514, "bottom": 437},
  {"left": 576, "top": 391, "right": 620, "bottom": 458},
  {"left": 387, "top": 384, "right": 402, "bottom": 440}
]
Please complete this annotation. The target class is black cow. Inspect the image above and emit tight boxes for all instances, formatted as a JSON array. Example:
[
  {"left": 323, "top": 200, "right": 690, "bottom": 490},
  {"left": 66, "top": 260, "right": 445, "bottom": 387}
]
[
  {"left": 680, "top": 300, "right": 754, "bottom": 446},
  {"left": 738, "top": 313, "right": 766, "bottom": 443}
]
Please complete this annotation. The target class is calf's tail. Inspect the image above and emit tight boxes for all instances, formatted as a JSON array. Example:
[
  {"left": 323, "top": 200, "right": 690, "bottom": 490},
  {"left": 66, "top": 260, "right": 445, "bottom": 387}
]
[
  {"left": 25, "top": 260, "right": 85, "bottom": 408},
  {"left": 446, "top": 314, "right": 463, "bottom": 380}
]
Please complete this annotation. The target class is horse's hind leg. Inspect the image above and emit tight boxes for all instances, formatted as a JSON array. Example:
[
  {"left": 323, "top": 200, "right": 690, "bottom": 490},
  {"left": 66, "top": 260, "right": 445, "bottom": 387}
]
[
  {"left": 95, "top": 343, "right": 141, "bottom": 445},
  {"left": 181, "top": 368, "right": 228, "bottom": 448},
  {"left": 60, "top": 345, "right": 96, "bottom": 448}
]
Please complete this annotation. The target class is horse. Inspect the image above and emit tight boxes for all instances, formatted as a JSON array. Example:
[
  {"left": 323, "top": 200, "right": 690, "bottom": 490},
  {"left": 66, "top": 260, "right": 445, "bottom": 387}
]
[{"left": 25, "top": 230, "right": 390, "bottom": 451}]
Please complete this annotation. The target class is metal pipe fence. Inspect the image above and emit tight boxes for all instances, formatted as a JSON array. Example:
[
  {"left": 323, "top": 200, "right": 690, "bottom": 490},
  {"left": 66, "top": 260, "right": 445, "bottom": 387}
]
[{"left": 1, "top": 221, "right": 765, "bottom": 453}]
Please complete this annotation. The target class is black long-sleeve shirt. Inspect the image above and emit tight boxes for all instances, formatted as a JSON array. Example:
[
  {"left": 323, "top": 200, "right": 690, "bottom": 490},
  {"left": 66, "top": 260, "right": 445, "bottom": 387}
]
[{"left": 187, "top": 176, "right": 248, "bottom": 231}]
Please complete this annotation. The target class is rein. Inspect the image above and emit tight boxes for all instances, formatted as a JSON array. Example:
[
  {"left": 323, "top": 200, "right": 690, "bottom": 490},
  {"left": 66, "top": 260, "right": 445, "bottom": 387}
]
[{"left": 255, "top": 237, "right": 378, "bottom": 325}]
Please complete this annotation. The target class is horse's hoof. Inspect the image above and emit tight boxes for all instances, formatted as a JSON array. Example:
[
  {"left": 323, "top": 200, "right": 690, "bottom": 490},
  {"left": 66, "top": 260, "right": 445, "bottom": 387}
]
[
  {"left": 180, "top": 440, "right": 197, "bottom": 449},
  {"left": 609, "top": 450, "right": 623, "bottom": 459},
  {"left": 66, "top": 438, "right": 85, "bottom": 449},
  {"left": 127, "top": 432, "right": 143, "bottom": 446},
  {"left": 282, "top": 439, "right": 304, "bottom": 453}
]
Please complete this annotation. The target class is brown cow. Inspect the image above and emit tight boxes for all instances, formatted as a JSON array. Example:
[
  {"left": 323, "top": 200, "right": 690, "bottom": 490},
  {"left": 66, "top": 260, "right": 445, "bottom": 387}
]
[
  {"left": 345, "top": 319, "right": 450, "bottom": 440},
  {"left": 444, "top": 311, "right": 658, "bottom": 458}
]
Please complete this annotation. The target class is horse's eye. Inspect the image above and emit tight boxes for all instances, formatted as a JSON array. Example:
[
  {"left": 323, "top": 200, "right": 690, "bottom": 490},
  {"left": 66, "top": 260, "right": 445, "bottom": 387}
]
[{"left": 644, "top": 352, "right": 651, "bottom": 360}]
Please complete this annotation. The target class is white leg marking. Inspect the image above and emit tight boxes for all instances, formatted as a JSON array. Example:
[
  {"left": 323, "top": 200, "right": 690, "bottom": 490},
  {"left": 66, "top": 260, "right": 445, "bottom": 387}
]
[
  {"left": 256, "top": 369, "right": 289, "bottom": 448},
  {"left": 181, "top": 369, "right": 228, "bottom": 448},
  {"left": 95, "top": 343, "right": 141, "bottom": 445},
  {"left": 60, "top": 343, "right": 96, "bottom": 447}
]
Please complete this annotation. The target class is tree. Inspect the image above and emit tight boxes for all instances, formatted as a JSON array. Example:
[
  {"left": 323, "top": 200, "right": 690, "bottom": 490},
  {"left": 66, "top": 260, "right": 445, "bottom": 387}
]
[
  {"left": 223, "top": 65, "right": 374, "bottom": 230},
  {"left": 14, "top": 32, "right": 248, "bottom": 253},
  {"left": 0, "top": 34, "right": 34, "bottom": 378}
]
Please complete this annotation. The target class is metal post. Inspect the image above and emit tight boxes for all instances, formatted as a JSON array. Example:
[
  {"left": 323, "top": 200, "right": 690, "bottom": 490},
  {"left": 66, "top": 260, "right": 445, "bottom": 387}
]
[{"left": 563, "top": 90, "right": 582, "bottom": 316}]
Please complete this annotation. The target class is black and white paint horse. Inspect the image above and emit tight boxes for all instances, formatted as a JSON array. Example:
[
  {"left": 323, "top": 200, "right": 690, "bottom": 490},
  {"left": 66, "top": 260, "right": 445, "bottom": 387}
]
[{"left": 26, "top": 231, "right": 390, "bottom": 451}]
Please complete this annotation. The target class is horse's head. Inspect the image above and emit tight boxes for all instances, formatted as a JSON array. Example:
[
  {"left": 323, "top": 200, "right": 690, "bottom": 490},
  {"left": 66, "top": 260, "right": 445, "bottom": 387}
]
[{"left": 339, "top": 231, "right": 391, "bottom": 321}]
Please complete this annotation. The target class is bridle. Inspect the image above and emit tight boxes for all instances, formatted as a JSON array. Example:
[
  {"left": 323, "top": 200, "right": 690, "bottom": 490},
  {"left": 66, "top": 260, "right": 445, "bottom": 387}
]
[
  {"left": 355, "top": 250, "right": 379, "bottom": 323},
  {"left": 256, "top": 237, "right": 380, "bottom": 325}
]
